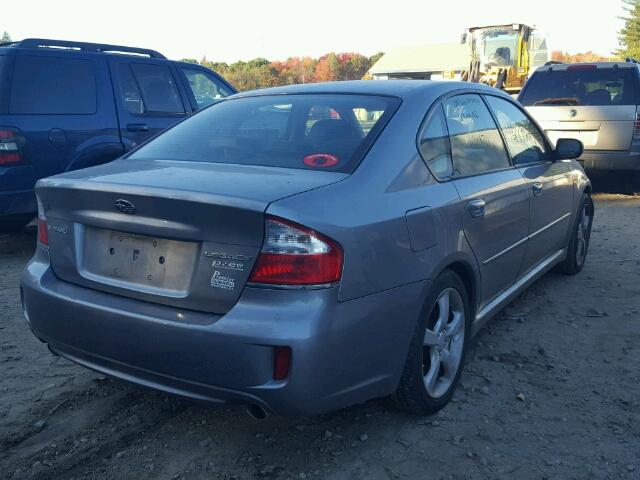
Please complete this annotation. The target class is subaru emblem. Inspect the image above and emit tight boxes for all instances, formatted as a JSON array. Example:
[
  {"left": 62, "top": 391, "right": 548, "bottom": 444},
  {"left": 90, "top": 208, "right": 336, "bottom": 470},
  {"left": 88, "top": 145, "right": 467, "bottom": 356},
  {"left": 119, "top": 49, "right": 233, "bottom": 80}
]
[{"left": 114, "top": 199, "right": 136, "bottom": 214}]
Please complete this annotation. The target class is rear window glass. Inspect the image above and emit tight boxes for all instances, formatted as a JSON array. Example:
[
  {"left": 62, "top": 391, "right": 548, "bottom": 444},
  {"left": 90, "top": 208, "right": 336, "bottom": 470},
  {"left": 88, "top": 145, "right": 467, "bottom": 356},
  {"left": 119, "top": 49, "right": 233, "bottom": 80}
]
[
  {"left": 10, "top": 55, "right": 96, "bottom": 114},
  {"left": 128, "top": 94, "right": 400, "bottom": 173},
  {"left": 519, "top": 67, "right": 638, "bottom": 106}
]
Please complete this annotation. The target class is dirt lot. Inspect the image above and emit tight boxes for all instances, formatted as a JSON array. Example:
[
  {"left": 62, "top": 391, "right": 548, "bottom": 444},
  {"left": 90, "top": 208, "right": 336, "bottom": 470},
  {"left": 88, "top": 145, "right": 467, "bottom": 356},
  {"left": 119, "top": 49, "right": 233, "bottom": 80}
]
[{"left": 1, "top": 194, "right": 639, "bottom": 480}]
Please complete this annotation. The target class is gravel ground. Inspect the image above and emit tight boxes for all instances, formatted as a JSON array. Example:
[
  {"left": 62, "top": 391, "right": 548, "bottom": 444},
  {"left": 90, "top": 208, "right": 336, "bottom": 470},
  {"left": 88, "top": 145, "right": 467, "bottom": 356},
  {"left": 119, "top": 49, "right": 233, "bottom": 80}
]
[{"left": 1, "top": 194, "right": 639, "bottom": 480}]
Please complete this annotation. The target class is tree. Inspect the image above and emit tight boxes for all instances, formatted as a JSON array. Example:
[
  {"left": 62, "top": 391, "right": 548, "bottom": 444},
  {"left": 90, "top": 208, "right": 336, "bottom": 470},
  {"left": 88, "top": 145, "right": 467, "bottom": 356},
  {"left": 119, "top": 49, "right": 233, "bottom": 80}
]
[
  {"left": 551, "top": 50, "right": 618, "bottom": 63},
  {"left": 619, "top": 0, "right": 640, "bottom": 59},
  {"left": 1, "top": 31, "right": 11, "bottom": 43},
  {"left": 183, "top": 51, "right": 384, "bottom": 91}
]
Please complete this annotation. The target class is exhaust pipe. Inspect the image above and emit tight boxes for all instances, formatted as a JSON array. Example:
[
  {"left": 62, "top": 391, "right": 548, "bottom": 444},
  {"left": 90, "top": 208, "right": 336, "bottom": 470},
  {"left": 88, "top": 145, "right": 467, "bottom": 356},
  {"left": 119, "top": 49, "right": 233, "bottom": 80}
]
[{"left": 246, "top": 404, "right": 267, "bottom": 420}]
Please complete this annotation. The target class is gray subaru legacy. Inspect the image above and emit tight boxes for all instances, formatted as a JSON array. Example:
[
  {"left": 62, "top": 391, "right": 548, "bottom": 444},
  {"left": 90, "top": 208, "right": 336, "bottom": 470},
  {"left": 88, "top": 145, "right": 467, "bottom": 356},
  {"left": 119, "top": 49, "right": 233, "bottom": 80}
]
[{"left": 21, "top": 81, "right": 593, "bottom": 417}]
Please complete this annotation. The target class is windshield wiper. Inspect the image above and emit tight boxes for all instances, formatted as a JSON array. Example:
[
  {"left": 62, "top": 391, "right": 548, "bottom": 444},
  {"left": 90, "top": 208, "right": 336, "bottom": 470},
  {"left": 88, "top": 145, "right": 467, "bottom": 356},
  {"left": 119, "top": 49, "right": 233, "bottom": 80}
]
[{"left": 532, "top": 97, "right": 580, "bottom": 106}]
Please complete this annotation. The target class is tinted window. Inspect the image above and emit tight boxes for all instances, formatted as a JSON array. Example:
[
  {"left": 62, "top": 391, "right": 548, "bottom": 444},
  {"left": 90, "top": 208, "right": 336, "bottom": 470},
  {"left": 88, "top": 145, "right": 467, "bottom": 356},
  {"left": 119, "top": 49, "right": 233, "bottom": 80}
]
[
  {"left": 485, "top": 96, "right": 548, "bottom": 164},
  {"left": 117, "top": 64, "right": 144, "bottom": 114},
  {"left": 129, "top": 63, "right": 184, "bottom": 114},
  {"left": 419, "top": 106, "right": 453, "bottom": 179},
  {"left": 129, "top": 94, "right": 400, "bottom": 173},
  {"left": 10, "top": 56, "right": 96, "bottom": 114},
  {"left": 443, "top": 94, "right": 510, "bottom": 176},
  {"left": 519, "top": 67, "right": 638, "bottom": 106},
  {"left": 182, "top": 69, "right": 232, "bottom": 109}
]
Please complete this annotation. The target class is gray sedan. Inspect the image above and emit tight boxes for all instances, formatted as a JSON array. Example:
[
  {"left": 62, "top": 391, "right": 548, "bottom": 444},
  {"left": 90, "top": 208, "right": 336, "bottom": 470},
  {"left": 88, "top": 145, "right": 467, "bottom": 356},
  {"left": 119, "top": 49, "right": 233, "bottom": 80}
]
[{"left": 21, "top": 81, "right": 593, "bottom": 417}]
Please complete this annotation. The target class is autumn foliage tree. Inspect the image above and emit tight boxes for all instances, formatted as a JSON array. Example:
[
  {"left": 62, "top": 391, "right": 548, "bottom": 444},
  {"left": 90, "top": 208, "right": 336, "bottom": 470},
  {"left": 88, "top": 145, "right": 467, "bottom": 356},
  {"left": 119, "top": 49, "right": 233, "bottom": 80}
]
[
  {"left": 185, "top": 52, "right": 382, "bottom": 91},
  {"left": 551, "top": 50, "right": 619, "bottom": 63}
]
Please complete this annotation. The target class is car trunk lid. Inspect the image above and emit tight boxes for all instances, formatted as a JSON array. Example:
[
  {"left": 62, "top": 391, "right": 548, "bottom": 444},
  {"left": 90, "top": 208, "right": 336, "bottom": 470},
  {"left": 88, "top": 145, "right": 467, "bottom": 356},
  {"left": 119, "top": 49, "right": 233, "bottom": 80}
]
[
  {"left": 525, "top": 104, "right": 637, "bottom": 150},
  {"left": 37, "top": 159, "right": 347, "bottom": 314}
]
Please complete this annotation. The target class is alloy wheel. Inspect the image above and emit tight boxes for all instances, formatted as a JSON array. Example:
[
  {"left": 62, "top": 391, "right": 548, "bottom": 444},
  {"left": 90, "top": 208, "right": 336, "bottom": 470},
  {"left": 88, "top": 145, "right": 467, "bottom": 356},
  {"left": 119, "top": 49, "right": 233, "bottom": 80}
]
[
  {"left": 575, "top": 201, "right": 592, "bottom": 267},
  {"left": 422, "top": 288, "right": 466, "bottom": 399}
]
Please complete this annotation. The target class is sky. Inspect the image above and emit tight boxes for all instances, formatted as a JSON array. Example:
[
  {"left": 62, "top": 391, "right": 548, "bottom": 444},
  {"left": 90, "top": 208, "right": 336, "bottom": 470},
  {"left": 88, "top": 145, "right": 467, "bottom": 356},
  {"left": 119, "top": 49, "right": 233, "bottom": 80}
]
[{"left": 3, "top": 0, "right": 627, "bottom": 63}]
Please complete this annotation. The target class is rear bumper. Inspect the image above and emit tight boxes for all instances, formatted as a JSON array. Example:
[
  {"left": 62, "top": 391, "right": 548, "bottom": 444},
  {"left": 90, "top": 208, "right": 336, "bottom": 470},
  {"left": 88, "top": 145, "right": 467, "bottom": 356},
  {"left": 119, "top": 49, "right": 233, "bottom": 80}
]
[
  {"left": 0, "top": 189, "right": 36, "bottom": 216},
  {"left": 0, "top": 165, "right": 37, "bottom": 216},
  {"left": 579, "top": 150, "right": 640, "bottom": 171},
  {"left": 21, "top": 252, "right": 428, "bottom": 416}
]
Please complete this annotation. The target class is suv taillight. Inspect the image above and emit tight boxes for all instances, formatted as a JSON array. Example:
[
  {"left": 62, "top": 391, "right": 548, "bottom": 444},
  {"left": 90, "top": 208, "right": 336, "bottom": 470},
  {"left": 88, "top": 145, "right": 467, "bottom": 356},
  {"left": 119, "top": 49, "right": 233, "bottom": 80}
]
[
  {"left": 36, "top": 195, "right": 48, "bottom": 246},
  {"left": 634, "top": 113, "right": 640, "bottom": 140},
  {"left": 0, "top": 128, "right": 26, "bottom": 166},
  {"left": 249, "top": 216, "right": 343, "bottom": 286}
]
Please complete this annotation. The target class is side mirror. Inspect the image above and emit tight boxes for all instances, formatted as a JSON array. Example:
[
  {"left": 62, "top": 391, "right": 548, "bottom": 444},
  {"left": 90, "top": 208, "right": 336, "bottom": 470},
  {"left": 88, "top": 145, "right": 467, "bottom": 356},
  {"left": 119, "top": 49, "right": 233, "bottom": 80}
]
[{"left": 554, "top": 138, "right": 583, "bottom": 161}]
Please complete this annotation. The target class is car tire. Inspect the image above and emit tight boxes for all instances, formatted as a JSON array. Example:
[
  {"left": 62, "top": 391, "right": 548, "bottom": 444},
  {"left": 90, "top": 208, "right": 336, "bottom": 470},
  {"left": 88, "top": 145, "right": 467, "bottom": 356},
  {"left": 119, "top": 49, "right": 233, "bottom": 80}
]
[
  {"left": 395, "top": 270, "right": 470, "bottom": 415},
  {"left": 0, "top": 214, "right": 34, "bottom": 233},
  {"left": 560, "top": 192, "right": 594, "bottom": 275}
]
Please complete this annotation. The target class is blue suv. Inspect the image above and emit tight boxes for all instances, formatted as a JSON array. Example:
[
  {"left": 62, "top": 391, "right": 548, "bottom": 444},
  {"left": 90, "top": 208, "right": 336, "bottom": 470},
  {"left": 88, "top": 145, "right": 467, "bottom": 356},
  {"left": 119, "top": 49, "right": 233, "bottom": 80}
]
[{"left": 0, "top": 38, "right": 236, "bottom": 231}]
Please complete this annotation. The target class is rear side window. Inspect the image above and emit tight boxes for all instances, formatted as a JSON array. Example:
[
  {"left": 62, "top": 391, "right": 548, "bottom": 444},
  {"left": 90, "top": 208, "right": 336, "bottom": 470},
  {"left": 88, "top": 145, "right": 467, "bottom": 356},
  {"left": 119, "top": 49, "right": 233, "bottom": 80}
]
[
  {"left": 484, "top": 96, "right": 549, "bottom": 164},
  {"left": 182, "top": 68, "right": 232, "bottom": 109},
  {"left": 519, "top": 67, "right": 638, "bottom": 106},
  {"left": 10, "top": 55, "right": 96, "bottom": 114},
  {"left": 419, "top": 106, "right": 453, "bottom": 180},
  {"left": 128, "top": 94, "right": 401, "bottom": 173},
  {"left": 442, "top": 94, "right": 510, "bottom": 176},
  {"left": 119, "top": 63, "right": 185, "bottom": 114}
]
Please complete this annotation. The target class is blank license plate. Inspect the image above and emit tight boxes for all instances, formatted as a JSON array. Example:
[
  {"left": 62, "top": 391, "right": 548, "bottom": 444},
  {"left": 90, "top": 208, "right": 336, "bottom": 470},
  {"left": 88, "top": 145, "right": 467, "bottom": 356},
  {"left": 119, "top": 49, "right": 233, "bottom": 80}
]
[{"left": 82, "top": 227, "right": 198, "bottom": 291}]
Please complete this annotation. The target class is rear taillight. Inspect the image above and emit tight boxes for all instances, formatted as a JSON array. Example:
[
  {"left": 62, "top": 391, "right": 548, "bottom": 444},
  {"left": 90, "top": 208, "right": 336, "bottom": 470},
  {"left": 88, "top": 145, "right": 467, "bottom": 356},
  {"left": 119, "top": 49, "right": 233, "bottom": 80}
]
[
  {"left": 0, "top": 129, "right": 25, "bottom": 166},
  {"left": 634, "top": 113, "right": 640, "bottom": 140},
  {"left": 36, "top": 195, "right": 48, "bottom": 246},
  {"left": 249, "top": 216, "right": 343, "bottom": 286}
]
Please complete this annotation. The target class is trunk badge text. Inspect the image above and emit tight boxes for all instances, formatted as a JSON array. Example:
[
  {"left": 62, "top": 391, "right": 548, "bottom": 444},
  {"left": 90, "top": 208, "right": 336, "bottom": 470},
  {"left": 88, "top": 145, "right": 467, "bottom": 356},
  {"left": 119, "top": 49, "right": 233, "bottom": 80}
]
[
  {"left": 47, "top": 224, "right": 69, "bottom": 234},
  {"left": 114, "top": 199, "right": 136, "bottom": 214}
]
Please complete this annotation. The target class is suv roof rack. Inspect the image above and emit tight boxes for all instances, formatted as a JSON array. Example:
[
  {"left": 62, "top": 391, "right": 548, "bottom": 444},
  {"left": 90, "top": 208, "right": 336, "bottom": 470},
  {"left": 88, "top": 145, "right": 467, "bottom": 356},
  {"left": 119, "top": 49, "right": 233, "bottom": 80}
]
[{"left": 4, "top": 38, "right": 166, "bottom": 59}]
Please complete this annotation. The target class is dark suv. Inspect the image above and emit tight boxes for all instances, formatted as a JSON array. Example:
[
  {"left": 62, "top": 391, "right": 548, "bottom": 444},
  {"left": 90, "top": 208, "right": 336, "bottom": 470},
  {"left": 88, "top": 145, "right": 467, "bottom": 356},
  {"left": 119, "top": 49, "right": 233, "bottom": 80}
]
[{"left": 0, "top": 38, "right": 236, "bottom": 231}]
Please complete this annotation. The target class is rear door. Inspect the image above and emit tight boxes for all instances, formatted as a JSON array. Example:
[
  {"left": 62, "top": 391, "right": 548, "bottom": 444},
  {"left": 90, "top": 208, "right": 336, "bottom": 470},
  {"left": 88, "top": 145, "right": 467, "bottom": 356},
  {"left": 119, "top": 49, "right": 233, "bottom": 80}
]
[
  {"left": 520, "top": 65, "right": 639, "bottom": 151},
  {"left": 108, "top": 57, "right": 191, "bottom": 150},
  {"left": 485, "top": 94, "right": 574, "bottom": 273},
  {"left": 443, "top": 93, "right": 531, "bottom": 307}
]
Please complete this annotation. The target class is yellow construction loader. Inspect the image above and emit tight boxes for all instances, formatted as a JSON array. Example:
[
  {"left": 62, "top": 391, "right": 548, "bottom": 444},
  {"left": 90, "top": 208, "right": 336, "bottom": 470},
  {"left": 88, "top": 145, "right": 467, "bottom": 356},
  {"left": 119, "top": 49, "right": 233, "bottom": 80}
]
[{"left": 461, "top": 23, "right": 549, "bottom": 94}]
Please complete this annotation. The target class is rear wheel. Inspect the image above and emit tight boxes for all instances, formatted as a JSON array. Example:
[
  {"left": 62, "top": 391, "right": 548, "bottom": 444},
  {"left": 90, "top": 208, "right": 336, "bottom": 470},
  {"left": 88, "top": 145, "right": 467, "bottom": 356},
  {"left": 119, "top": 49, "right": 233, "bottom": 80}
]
[
  {"left": 395, "top": 270, "right": 470, "bottom": 415},
  {"left": 0, "top": 214, "right": 34, "bottom": 233},
  {"left": 561, "top": 193, "right": 594, "bottom": 275}
]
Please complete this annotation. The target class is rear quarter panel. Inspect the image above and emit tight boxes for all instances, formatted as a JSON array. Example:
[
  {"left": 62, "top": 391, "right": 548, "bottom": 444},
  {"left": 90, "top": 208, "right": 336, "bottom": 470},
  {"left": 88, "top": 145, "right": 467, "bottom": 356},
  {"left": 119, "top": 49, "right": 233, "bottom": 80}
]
[{"left": 267, "top": 94, "right": 479, "bottom": 303}]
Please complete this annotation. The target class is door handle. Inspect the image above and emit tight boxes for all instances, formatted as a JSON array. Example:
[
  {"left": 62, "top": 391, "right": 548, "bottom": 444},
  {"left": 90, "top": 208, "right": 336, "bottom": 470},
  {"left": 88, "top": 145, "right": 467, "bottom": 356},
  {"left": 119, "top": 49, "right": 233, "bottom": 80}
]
[
  {"left": 467, "top": 199, "right": 486, "bottom": 218},
  {"left": 127, "top": 123, "right": 149, "bottom": 132},
  {"left": 532, "top": 182, "right": 544, "bottom": 196}
]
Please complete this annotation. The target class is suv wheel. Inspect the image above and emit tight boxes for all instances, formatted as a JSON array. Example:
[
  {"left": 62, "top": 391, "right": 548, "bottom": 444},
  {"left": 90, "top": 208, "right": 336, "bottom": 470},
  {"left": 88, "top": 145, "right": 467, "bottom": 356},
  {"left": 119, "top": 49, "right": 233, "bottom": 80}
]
[
  {"left": 395, "top": 270, "right": 470, "bottom": 415},
  {"left": 561, "top": 192, "right": 594, "bottom": 275}
]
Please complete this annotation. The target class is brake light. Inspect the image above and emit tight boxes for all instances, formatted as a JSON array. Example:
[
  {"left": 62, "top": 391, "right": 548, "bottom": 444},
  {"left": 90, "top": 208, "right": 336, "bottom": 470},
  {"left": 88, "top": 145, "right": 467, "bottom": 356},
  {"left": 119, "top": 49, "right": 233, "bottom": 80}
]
[
  {"left": 567, "top": 64, "right": 598, "bottom": 71},
  {"left": 273, "top": 346, "right": 291, "bottom": 380},
  {"left": 0, "top": 129, "right": 24, "bottom": 166},
  {"left": 249, "top": 216, "right": 343, "bottom": 286},
  {"left": 36, "top": 195, "right": 48, "bottom": 246},
  {"left": 634, "top": 112, "right": 640, "bottom": 140}
]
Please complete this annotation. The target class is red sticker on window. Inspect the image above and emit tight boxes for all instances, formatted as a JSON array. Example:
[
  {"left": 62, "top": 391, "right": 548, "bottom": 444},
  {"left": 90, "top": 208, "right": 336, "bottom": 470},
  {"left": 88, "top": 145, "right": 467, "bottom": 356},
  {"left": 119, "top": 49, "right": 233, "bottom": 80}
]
[{"left": 303, "top": 153, "right": 339, "bottom": 168}]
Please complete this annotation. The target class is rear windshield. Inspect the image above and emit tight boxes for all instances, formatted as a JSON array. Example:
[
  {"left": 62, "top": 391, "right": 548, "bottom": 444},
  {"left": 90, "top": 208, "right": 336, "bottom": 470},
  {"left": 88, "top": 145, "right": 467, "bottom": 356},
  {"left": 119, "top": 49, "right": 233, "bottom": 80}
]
[
  {"left": 519, "top": 67, "right": 638, "bottom": 106},
  {"left": 128, "top": 94, "right": 400, "bottom": 173}
]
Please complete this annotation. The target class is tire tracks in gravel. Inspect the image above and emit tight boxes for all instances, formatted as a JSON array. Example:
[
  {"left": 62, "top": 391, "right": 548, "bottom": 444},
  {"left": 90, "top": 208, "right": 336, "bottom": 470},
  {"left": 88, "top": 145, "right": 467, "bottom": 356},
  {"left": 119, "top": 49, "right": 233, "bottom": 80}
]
[{"left": 1, "top": 379, "right": 188, "bottom": 479}]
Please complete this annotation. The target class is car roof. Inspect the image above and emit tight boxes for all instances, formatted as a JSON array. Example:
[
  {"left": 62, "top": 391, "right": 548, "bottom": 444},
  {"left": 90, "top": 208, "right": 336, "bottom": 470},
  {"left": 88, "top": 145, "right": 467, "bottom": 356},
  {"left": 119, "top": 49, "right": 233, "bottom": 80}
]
[
  {"left": 233, "top": 80, "right": 505, "bottom": 100},
  {"left": 541, "top": 62, "right": 640, "bottom": 71},
  {"left": 0, "top": 38, "right": 166, "bottom": 60}
]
